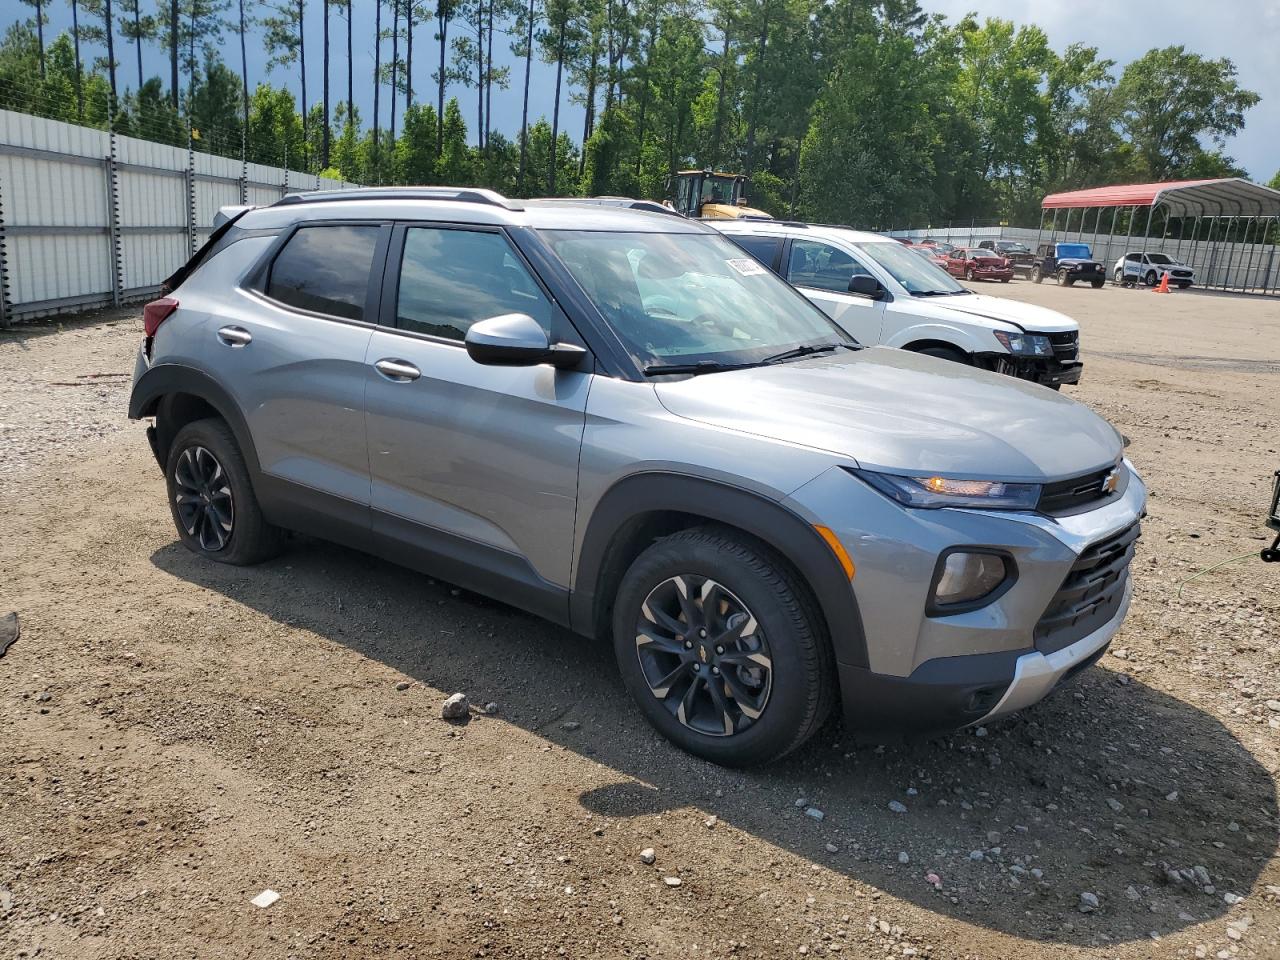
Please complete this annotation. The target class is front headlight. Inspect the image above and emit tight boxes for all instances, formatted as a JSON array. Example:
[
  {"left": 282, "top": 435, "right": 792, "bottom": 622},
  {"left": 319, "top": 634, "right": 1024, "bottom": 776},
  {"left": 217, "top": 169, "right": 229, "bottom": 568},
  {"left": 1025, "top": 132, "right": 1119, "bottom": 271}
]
[
  {"left": 855, "top": 470, "right": 1041, "bottom": 510},
  {"left": 993, "top": 330, "right": 1053, "bottom": 357}
]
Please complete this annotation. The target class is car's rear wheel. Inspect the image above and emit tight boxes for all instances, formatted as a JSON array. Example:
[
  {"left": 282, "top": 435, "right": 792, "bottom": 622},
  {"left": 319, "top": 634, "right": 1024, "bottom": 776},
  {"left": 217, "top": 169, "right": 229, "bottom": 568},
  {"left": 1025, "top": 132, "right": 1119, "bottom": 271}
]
[
  {"left": 1032, "top": 270, "right": 1043, "bottom": 284},
  {"left": 165, "top": 418, "right": 284, "bottom": 565},
  {"left": 612, "top": 527, "right": 834, "bottom": 766}
]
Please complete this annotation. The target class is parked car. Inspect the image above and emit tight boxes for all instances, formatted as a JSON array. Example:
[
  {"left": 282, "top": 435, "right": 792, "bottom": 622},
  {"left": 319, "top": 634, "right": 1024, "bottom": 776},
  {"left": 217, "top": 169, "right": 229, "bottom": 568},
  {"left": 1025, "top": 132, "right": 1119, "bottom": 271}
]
[
  {"left": 1113, "top": 251, "right": 1195, "bottom": 288},
  {"left": 909, "top": 243, "right": 949, "bottom": 269},
  {"left": 131, "top": 188, "right": 1143, "bottom": 766},
  {"left": 977, "top": 239, "right": 1035, "bottom": 278},
  {"left": 943, "top": 247, "right": 1014, "bottom": 283},
  {"left": 715, "top": 219, "right": 1083, "bottom": 389},
  {"left": 916, "top": 239, "right": 956, "bottom": 256},
  {"left": 1032, "top": 242, "right": 1106, "bottom": 288}
]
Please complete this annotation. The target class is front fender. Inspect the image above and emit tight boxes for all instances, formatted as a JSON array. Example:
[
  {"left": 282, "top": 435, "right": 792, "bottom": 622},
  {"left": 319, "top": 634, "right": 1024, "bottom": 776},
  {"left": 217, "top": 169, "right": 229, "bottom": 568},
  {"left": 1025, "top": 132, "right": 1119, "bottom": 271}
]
[
  {"left": 882, "top": 322, "right": 1002, "bottom": 356},
  {"left": 570, "top": 471, "right": 869, "bottom": 668}
]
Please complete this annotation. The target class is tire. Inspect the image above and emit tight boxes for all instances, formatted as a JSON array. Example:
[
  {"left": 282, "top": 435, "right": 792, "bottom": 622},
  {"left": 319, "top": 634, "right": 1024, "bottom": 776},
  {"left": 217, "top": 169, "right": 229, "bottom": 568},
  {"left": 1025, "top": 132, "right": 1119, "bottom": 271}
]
[
  {"left": 964, "top": 267, "right": 975, "bottom": 282},
  {"left": 1144, "top": 270, "right": 1158, "bottom": 287},
  {"left": 914, "top": 345, "right": 970, "bottom": 365},
  {"left": 1090, "top": 280, "right": 1104, "bottom": 289},
  {"left": 1177, "top": 282, "right": 1192, "bottom": 289},
  {"left": 164, "top": 417, "right": 284, "bottom": 565},
  {"left": 1057, "top": 269, "right": 1073, "bottom": 286},
  {"left": 1114, "top": 269, "right": 1124, "bottom": 284},
  {"left": 1032, "top": 270, "right": 1043, "bottom": 284},
  {"left": 1000, "top": 277, "right": 1010, "bottom": 283},
  {"left": 611, "top": 526, "right": 835, "bottom": 767}
]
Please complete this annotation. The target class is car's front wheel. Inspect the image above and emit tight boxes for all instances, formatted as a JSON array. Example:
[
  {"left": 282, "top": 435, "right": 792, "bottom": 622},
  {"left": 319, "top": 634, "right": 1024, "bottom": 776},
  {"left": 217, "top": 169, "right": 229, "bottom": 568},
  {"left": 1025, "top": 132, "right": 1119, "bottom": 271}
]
[
  {"left": 612, "top": 527, "right": 834, "bottom": 766},
  {"left": 1144, "top": 270, "right": 1158, "bottom": 286},
  {"left": 165, "top": 417, "right": 284, "bottom": 565},
  {"left": 1057, "top": 269, "right": 1073, "bottom": 286}
]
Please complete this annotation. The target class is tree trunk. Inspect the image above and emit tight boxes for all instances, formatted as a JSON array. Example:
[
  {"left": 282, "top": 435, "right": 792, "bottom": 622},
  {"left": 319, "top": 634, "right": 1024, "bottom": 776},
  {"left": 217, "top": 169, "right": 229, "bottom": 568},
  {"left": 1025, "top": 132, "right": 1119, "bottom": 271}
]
[
  {"left": 35, "top": 0, "right": 45, "bottom": 78},
  {"left": 71, "top": 0, "right": 83, "bottom": 118},
  {"left": 346, "top": 0, "right": 354, "bottom": 121},
  {"left": 711, "top": 25, "right": 729, "bottom": 168},
  {"left": 744, "top": 0, "right": 769, "bottom": 176},
  {"left": 549, "top": 23, "right": 565, "bottom": 194},
  {"left": 633, "top": 5, "right": 656, "bottom": 175},
  {"left": 578, "top": 43, "right": 597, "bottom": 178},
  {"left": 322, "top": 0, "right": 330, "bottom": 167},
  {"left": 436, "top": 2, "right": 447, "bottom": 156},
  {"left": 169, "top": 0, "right": 179, "bottom": 106},
  {"left": 484, "top": 0, "right": 494, "bottom": 149},
  {"left": 405, "top": 0, "right": 413, "bottom": 109},
  {"left": 373, "top": 0, "right": 382, "bottom": 176},
  {"left": 299, "top": 0, "right": 308, "bottom": 166},
  {"left": 475, "top": 0, "right": 483, "bottom": 151},
  {"left": 132, "top": 1, "right": 144, "bottom": 92},
  {"left": 240, "top": 0, "right": 250, "bottom": 155},
  {"left": 104, "top": 0, "right": 118, "bottom": 114},
  {"left": 517, "top": 0, "right": 533, "bottom": 189},
  {"left": 390, "top": 0, "right": 398, "bottom": 142}
]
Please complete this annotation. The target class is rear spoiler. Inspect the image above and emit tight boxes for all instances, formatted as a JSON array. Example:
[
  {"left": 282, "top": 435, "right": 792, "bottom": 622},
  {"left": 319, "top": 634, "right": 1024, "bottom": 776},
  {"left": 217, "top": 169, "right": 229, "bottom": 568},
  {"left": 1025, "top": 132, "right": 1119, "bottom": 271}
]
[{"left": 159, "top": 205, "right": 257, "bottom": 295}]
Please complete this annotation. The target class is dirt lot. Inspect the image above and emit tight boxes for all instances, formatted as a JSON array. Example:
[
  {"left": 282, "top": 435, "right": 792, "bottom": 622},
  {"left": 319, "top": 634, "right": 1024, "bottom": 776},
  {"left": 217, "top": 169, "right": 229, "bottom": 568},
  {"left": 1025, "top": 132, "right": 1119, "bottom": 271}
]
[{"left": 2, "top": 283, "right": 1279, "bottom": 960}]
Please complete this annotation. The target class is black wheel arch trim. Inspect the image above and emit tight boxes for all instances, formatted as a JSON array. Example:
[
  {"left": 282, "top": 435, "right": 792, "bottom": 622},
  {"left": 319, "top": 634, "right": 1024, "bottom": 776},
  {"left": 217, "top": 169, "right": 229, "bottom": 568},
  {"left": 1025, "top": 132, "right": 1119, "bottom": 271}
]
[
  {"left": 129, "top": 363, "right": 264, "bottom": 478},
  {"left": 571, "top": 472, "right": 869, "bottom": 668}
]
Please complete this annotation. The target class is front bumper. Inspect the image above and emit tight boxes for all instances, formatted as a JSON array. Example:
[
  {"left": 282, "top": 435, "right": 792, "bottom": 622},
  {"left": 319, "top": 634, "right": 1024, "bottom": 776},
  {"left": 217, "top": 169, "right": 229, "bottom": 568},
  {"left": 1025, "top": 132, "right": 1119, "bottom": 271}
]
[{"left": 785, "top": 461, "right": 1146, "bottom": 738}]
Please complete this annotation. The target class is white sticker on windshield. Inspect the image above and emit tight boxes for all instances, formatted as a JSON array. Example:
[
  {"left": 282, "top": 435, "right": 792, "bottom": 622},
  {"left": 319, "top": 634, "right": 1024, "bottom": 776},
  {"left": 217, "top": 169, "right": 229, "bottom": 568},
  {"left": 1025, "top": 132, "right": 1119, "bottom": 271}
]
[{"left": 726, "top": 257, "right": 767, "bottom": 277}]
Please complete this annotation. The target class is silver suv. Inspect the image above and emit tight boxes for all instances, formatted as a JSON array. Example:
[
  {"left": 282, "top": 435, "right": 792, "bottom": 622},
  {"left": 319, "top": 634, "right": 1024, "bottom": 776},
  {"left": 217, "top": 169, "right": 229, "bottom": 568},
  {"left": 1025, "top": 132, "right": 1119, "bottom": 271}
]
[{"left": 129, "top": 188, "right": 1145, "bottom": 766}]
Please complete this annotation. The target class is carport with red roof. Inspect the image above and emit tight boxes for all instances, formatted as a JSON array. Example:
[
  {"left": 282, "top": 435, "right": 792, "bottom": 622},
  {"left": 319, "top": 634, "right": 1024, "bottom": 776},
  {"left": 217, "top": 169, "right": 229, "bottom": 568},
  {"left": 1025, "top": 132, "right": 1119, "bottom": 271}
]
[{"left": 1036, "top": 178, "right": 1280, "bottom": 293}]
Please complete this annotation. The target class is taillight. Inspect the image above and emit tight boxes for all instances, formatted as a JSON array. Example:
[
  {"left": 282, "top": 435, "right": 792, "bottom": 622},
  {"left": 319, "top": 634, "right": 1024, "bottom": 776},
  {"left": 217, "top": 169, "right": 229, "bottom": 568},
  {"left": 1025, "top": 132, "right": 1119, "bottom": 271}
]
[{"left": 143, "top": 297, "right": 179, "bottom": 337}]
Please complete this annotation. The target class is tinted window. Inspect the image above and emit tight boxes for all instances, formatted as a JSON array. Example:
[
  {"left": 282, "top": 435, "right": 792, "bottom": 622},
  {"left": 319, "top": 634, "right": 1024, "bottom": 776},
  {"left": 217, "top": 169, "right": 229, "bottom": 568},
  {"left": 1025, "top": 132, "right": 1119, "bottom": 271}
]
[
  {"left": 787, "top": 239, "right": 872, "bottom": 293},
  {"left": 396, "top": 227, "right": 553, "bottom": 341},
  {"left": 267, "top": 225, "right": 380, "bottom": 320},
  {"left": 728, "top": 234, "right": 781, "bottom": 270}
]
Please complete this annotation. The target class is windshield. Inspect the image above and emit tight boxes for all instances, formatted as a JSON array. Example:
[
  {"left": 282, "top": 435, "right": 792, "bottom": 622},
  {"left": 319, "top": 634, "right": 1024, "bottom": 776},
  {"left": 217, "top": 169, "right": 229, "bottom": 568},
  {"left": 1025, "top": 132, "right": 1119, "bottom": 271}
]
[
  {"left": 543, "top": 230, "right": 851, "bottom": 368},
  {"left": 999, "top": 242, "right": 1030, "bottom": 253},
  {"left": 700, "top": 176, "right": 739, "bottom": 206},
  {"left": 854, "top": 240, "right": 967, "bottom": 296},
  {"left": 1056, "top": 243, "right": 1092, "bottom": 259},
  {"left": 1146, "top": 253, "right": 1173, "bottom": 264}
]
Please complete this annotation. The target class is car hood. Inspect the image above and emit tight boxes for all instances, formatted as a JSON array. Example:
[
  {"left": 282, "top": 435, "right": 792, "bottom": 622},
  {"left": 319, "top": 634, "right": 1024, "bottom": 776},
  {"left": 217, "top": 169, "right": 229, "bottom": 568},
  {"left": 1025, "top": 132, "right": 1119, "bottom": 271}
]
[
  {"left": 1055, "top": 258, "right": 1103, "bottom": 268},
  {"left": 913, "top": 293, "right": 1079, "bottom": 333},
  {"left": 654, "top": 347, "right": 1122, "bottom": 481}
]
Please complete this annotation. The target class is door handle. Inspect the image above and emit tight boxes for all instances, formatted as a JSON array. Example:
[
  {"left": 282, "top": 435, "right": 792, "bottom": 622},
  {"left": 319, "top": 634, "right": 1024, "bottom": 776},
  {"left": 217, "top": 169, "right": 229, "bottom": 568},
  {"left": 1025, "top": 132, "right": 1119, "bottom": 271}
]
[
  {"left": 216, "top": 325, "right": 253, "bottom": 347},
  {"left": 374, "top": 358, "right": 421, "bottom": 382}
]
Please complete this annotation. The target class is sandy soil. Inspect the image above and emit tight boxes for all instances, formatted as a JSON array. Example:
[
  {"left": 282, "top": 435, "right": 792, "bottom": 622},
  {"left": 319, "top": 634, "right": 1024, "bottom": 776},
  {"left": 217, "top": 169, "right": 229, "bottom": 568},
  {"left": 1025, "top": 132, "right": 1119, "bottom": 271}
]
[{"left": 2, "top": 283, "right": 1279, "bottom": 960}]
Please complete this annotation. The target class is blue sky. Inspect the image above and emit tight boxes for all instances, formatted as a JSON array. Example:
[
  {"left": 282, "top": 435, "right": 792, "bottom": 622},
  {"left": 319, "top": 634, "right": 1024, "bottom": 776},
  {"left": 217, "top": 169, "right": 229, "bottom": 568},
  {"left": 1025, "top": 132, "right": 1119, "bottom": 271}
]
[{"left": 25, "top": 0, "right": 1279, "bottom": 180}]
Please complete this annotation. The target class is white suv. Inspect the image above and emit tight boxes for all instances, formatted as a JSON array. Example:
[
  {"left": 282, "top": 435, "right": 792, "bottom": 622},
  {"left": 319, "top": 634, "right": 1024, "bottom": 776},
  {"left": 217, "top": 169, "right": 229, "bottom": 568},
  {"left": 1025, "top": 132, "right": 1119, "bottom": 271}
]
[
  {"left": 1113, "top": 251, "right": 1195, "bottom": 289},
  {"left": 713, "top": 221, "right": 1083, "bottom": 389}
]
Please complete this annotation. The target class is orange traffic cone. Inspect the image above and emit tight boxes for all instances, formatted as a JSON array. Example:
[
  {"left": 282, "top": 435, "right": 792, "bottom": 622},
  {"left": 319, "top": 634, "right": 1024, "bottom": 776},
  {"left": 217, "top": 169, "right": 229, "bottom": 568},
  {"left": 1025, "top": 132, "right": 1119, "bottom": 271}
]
[{"left": 1153, "top": 271, "right": 1171, "bottom": 294}]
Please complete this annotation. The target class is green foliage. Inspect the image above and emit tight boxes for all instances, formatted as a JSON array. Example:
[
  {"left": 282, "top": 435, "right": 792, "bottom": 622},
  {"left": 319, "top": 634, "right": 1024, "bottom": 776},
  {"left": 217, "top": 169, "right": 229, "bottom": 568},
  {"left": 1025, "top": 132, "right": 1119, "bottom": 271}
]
[{"left": 0, "top": 1, "right": 1267, "bottom": 227}]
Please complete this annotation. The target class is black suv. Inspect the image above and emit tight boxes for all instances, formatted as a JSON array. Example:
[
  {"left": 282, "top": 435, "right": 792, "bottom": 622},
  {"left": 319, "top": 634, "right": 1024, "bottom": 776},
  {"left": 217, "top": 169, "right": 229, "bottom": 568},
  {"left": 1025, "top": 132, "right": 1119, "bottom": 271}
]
[
  {"left": 1032, "top": 242, "right": 1105, "bottom": 288},
  {"left": 977, "top": 239, "right": 1034, "bottom": 278}
]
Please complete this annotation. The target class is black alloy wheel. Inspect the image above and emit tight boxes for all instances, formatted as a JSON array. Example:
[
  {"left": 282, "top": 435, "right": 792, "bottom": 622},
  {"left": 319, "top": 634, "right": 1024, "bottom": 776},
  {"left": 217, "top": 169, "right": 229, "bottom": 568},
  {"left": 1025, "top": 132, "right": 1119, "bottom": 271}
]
[
  {"left": 634, "top": 574, "right": 772, "bottom": 737},
  {"left": 173, "top": 445, "right": 234, "bottom": 551}
]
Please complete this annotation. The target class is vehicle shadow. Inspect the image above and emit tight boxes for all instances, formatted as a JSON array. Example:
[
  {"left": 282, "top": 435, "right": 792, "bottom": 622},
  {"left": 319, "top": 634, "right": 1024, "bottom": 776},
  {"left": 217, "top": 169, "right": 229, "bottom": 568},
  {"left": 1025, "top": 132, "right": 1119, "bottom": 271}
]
[{"left": 151, "top": 536, "right": 1278, "bottom": 947}]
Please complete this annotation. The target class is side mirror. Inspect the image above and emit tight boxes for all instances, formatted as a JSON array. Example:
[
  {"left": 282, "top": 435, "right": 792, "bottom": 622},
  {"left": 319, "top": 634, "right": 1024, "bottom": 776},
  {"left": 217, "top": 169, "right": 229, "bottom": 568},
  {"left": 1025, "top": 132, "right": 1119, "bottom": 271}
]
[
  {"left": 464, "top": 313, "right": 586, "bottom": 369},
  {"left": 848, "top": 274, "right": 885, "bottom": 299}
]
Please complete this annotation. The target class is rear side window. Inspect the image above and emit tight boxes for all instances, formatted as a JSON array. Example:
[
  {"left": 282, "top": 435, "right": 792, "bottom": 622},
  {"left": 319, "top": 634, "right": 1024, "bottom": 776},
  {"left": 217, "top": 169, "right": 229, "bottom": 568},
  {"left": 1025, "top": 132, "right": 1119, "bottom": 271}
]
[
  {"left": 267, "top": 225, "right": 381, "bottom": 321},
  {"left": 727, "top": 234, "right": 782, "bottom": 271},
  {"left": 787, "top": 239, "right": 873, "bottom": 293},
  {"left": 394, "top": 227, "right": 553, "bottom": 341}
]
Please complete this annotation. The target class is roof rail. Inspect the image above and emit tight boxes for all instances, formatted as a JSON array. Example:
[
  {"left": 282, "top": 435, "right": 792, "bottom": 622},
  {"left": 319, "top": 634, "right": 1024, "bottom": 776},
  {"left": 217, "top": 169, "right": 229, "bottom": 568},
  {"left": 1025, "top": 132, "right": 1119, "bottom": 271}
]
[
  {"left": 534, "top": 196, "right": 685, "bottom": 217},
  {"left": 273, "top": 186, "right": 524, "bottom": 211}
]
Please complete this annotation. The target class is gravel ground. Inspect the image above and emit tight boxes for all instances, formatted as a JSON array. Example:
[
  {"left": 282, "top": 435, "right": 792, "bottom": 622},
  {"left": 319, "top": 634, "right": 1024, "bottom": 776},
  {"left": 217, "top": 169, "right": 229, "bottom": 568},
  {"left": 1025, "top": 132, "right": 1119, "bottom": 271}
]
[{"left": 1, "top": 284, "right": 1279, "bottom": 960}]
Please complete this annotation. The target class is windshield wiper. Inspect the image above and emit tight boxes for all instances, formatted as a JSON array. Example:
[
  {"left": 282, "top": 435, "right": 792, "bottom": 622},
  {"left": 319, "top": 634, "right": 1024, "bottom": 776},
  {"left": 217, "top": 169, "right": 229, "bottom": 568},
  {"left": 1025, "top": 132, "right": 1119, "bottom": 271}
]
[
  {"left": 759, "top": 342, "right": 852, "bottom": 365},
  {"left": 643, "top": 359, "right": 752, "bottom": 376},
  {"left": 911, "top": 290, "right": 953, "bottom": 297}
]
